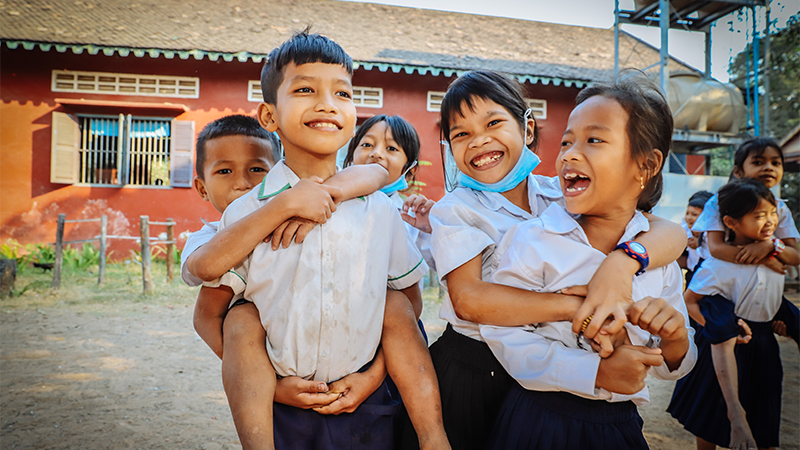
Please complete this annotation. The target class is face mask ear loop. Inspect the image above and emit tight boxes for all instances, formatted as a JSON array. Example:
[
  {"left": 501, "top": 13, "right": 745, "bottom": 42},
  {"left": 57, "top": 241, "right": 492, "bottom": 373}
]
[
  {"left": 523, "top": 108, "right": 533, "bottom": 151},
  {"left": 441, "top": 140, "right": 460, "bottom": 192}
]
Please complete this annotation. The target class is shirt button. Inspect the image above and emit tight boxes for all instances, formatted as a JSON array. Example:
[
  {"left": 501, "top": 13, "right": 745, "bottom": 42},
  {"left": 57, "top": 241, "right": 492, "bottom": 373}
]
[
  {"left": 324, "top": 304, "right": 331, "bottom": 313},
  {"left": 324, "top": 250, "right": 332, "bottom": 260},
  {"left": 321, "top": 350, "right": 329, "bottom": 358}
]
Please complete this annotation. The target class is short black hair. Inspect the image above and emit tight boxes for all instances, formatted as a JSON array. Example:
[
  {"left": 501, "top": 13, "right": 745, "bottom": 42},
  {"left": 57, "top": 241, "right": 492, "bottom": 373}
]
[
  {"left": 718, "top": 178, "right": 776, "bottom": 241},
  {"left": 260, "top": 27, "right": 353, "bottom": 104},
  {"left": 687, "top": 190, "right": 713, "bottom": 209},
  {"left": 343, "top": 115, "right": 420, "bottom": 174},
  {"left": 577, "top": 70, "right": 673, "bottom": 212},
  {"left": 195, "top": 115, "right": 280, "bottom": 180}
]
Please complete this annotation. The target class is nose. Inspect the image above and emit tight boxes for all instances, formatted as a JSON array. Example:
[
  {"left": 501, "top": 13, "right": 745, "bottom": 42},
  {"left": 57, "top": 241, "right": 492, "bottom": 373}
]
[
  {"left": 468, "top": 131, "right": 490, "bottom": 149},
  {"left": 233, "top": 174, "right": 255, "bottom": 191},
  {"left": 369, "top": 145, "right": 385, "bottom": 160},
  {"left": 315, "top": 92, "right": 339, "bottom": 114},
  {"left": 560, "top": 143, "right": 581, "bottom": 161}
]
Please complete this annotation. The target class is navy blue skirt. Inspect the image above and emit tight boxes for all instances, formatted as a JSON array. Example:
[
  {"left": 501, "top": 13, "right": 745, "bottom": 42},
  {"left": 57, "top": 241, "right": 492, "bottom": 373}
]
[
  {"left": 273, "top": 374, "right": 402, "bottom": 450},
  {"left": 774, "top": 296, "right": 800, "bottom": 344},
  {"left": 487, "top": 385, "right": 648, "bottom": 450},
  {"left": 667, "top": 295, "right": 782, "bottom": 449},
  {"left": 400, "top": 324, "right": 515, "bottom": 450}
]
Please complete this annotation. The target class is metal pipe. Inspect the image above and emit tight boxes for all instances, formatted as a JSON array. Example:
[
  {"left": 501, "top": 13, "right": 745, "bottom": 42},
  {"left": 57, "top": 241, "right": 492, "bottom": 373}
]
[
  {"left": 659, "top": 0, "right": 670, "bottom": 98},
  {"left": 752, "top": 5, "right": 760, "bottom": 135}
]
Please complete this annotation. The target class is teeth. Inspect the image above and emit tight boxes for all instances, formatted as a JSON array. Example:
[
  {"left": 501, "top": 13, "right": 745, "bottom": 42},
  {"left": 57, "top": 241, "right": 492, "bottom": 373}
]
[
  {"left": 310, "top": 122, "right": 338, "bottom": 130},
  {"left": 473, "top": 153, "right": 502, "bottom": 167},
  {"left": 565, "top": 186, "right": 588, "bottom": 192},
  {"left": 563, "top": 173, "right": 588, "bottom": 180}
]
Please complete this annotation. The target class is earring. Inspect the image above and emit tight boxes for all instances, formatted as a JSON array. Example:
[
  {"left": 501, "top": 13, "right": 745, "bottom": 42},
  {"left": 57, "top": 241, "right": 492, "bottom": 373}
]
[{"left": 640, "top": 177, "right": 645, "bottom": 190}]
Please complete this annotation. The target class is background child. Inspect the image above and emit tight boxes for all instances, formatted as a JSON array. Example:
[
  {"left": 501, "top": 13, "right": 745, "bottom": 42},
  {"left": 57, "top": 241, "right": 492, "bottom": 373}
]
[
  {"left": 205, "top": 30, "right": 449, "bottom": 450},
  {"left": 182, "top": 114, "right": 388, "bottom": 450},
  {"left": 417, "top": 70, "right": 687, "bottom": 450},
  {"left": 679, "top": 190, "right": 713, "bottom": 285},
  {"left": 670, "top": 178, "right": 799, "bottom": 450},
  {"left": 480, "top": 73, "right": 695, "bottom": 450},
  {"left": 693, "top": 138, "right": 798, "bottom": 272}
]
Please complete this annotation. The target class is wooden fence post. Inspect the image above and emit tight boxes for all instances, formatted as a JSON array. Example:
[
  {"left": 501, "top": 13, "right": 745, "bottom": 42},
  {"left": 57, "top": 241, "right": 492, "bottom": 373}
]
[
  {"left": 98, "top": 215, "right": 107, "bottom": 285},
  {"left": 51, "top": 214, "right": 65, "bottom": 290},
  {"left": 166, "top": 218, "right": 174, "bottom": 283},
  {"left": 140, "top": 215, "right": 152, "bottom": 294}
]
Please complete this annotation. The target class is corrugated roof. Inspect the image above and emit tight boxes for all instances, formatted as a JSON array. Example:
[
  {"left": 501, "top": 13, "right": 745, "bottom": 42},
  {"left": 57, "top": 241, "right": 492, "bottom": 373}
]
[{"left": 0, "top": 0, "right": 696, "bottom": 83}]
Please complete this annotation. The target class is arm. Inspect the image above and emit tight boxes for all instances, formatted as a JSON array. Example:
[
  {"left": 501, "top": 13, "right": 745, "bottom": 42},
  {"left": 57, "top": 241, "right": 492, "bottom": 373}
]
[
  {"left": 186, "top": 178, "right": 340, "bottom": 281},
  {"left": 775, "top": 237, "right": 800, "bottom": 266},
  {"left": 323, "top": 164, "right": 389, "bottom": 203},
  {"left": 447, "top": 255, "right": 583, "bottom": 326},
  {"left": 711, "top": 338, "right": 757, "bottom": 450},
  {"left": 707, "top": 230, "right": 774, "bottom": 264},
  {"left": 192, "top": 286, "right": 234, "bottom": 359},
  {"left": 401, "top": 282, "right": 423, "bottom": 320},
  {"left": 684, "top": 289, "right": 706, "bottom": 326},
  {"left": 575, "top": 214, "right": 687, "bottom": 338},
  {"left": 628, "top": 297, "right": 690, "bottom": 372}
]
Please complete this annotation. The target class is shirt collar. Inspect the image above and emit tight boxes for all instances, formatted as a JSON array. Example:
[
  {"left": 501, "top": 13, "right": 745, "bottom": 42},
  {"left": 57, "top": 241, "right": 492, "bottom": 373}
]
[
  {"left": 539, "top": 203, "right": 651, "bottom": 246},
  {"left": 258, "top": 160, "right": 297, "bottom": 200},
  {"left": 467, "top": 174, "right": 558, "bottom": 219}
]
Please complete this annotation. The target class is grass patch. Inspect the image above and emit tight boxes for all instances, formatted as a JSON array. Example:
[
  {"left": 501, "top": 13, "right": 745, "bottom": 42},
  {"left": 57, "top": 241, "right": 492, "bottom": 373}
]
[{"left": 2, "top": 260, "right": 198, "bottom": 315}]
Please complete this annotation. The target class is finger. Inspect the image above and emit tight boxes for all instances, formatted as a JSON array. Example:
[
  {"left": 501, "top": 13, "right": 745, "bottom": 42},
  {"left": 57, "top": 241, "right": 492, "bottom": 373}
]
[
  {"left": 590, "top": 306, "right": 626, "bottom": 338},
  {"left": 400, "top": 212, "right": 414, "bottom": 225},
  {"left": 572, "top": 303, "right": 595, "bottom": 334},
  {"left": 627, "top": 300, "right": 647, "bottom": 325},
  {"left": 561, "top": 285, "right": 589, "bottom": 297},
  {"left": 272, "top": 222, "right": 290, "bottom": 250},
  {"left": 309, "top": 176, "right": 324, "bottom": 184},
  {"left": 282, "top": 222, "right": 302, "bottom": 248},
  {"left": 639, "top": 352, "right": 665, "bottom": 366},
  {"left": 412, "top": 195, "right": 427, "bottom": 211},
  {"left": 295, "top": 222, "right": 314, "bottom": 244},
  {"left": 298, "top": 393, "right": 340, "bottom": 408}
]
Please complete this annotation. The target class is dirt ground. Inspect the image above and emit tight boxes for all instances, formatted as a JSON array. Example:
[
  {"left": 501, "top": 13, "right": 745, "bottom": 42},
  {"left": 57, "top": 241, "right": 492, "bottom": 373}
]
[{"left": 1, "top": 288, "right": 798, "bottom": 450}]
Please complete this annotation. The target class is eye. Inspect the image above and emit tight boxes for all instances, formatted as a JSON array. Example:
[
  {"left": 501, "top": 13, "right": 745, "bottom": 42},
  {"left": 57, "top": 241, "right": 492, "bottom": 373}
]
[
  {"left": 359, "top": 142, "right": 373, "bottom": 148},
  {"left": 387, "top": 146, "right": 400, "bottom": 152},
  {"left": 451, "top": 131, "right": 467, "bottom": 140},
  {"left": 560, "top": 139, "right": 571, "bottom": 147},
  {"left": 295, "top": 87, "right": 312, "bottom": 93},
  {"left": 250, "top": 167, "right": 267, "bottom": 173},
  {"left": 336, "top": 90, "right": 352, "bottom": 99},
  {"left": 487, "top": 119, "right": 501, "bottom": 127},
  {"left": 216, "top": 168, "right": 231, "bottom": 175},
  {"left": 588, "top": 137, "right": 604, "bottom": 144}
]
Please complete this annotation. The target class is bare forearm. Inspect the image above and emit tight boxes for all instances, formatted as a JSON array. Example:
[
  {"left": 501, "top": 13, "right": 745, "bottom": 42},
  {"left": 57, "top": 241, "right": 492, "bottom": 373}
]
[
  {"left": 193, "top": 286, "right": 232, "bottom": 359},
  {"left": 640, "top": 213, "right": 687, "bottom": 268},
  {"left": 707, "top": 231, "right": 744, "bottom": 263},
  {"left": 324, "top": 164, "right": 388, "bottom": 201},
  {"left": 684, "top": 290, "right": 705, "bottom": 326},
  {"left": 187, "top": 196, "right": 296, "bottom": 281},
  {"left": 661, "top": 337, "right": 690, "bottom": 372},
  {"left": 777, "top": 238, "right": 800, "bottom": 266},
  {"left": 399, "top": 283, "right": 423, "bottom": 320}
]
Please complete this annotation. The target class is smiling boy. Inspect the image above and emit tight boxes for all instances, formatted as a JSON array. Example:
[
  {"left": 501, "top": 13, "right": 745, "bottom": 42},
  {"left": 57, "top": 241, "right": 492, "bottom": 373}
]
[{"left": 206, "top": 30, "right": 448, "bottom": 449}]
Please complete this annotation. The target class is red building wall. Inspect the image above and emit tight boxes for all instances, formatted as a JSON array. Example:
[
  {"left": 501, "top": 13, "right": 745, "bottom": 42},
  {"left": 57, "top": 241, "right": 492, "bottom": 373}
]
[{"left": 1, "top": 46, "right": 580, "bottom": 256}]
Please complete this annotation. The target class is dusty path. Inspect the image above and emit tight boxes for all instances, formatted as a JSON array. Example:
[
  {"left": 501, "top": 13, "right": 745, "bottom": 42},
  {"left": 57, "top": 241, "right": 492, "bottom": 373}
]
[{"left": 1, "top": 302, "right": 798, "bottom": 449}]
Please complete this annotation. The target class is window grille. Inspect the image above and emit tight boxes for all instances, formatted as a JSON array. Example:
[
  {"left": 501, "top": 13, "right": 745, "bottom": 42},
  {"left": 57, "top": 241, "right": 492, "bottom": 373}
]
[
  {"left": 248, "top": 80, "right": 263, "bottom": 102},
  {"left": 52, "top": 70, "right": 199, "bottom": 99},
  {"left": 427, "top": 91, "right": 446, "bottom": 112},
  {"left": 77, "top": 115, "right": 172, "bottom": 187},
  {"left": 525, "top": 98, "right": 547, "bottom": 120}
]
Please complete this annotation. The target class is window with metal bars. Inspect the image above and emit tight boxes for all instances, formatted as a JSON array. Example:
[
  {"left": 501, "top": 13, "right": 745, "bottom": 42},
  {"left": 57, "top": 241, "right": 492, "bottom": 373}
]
[{"left": 50, "top": 112, "right": 194, "bottom": 188}]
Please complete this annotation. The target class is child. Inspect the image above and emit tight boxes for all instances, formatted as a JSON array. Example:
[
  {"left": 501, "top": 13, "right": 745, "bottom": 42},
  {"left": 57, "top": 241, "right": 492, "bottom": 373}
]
[
  {"left": 680, "top": 190, "right": 713, "bottom": 284},
  {"left": 669, "top": 178, "right": 800, "bottom": 450},
  {"left": 204, "top": 30, "right": 450, "bottom": 450},
  {"left": 418, "top": 70, "right": 688, "bottom": 450},
  {"left": 479, "top": 73, "right": 696, "bottom": 450},
  {"left": 691, "top": 137, "right": 800, "bottom": 341},
  {"left": 181, "top": 114, "right": 389, "bottom": 449}
]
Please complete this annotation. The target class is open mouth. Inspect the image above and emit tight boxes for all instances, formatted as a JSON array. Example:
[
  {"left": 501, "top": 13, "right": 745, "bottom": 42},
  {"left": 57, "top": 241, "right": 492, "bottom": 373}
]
[
  {"left": 563, "top": 171, "right": 591, "bottom": 193},
  {"left": 471, "top": 151, "right": 503, "bottom": 169},
  {"left": 306, "top": 120, "right": 342, "bottom": 131}
]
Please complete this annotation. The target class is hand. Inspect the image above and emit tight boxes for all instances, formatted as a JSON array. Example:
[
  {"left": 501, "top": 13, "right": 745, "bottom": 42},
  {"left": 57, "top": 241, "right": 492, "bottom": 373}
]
[
  {"left": 312, "top": 370, "right": 384, "bottom": 415},
  {"left": 595, "top": 345, "right": 663, "bottom": 395},
  {"left": 687, "top": 236, "right": 699, "bottom": 250},
  {"left": 274, "top": 376, "right": 340, "bottom": 409},
  {"left": 735, "top": 239, "right": 773, "bottom": 264},
  {"left": 736, "top": 319, "right": 753, "bottom": 344},
  {"left": 587, "top": 313, "right": 630, "bottom": 358},
  {"left": 401, "top": 194, "right": 435, "bottom": 233},
  {"left": 573, "top": 252, "right": 635, "bottom": 340},
  {"left": 628, "top": 297, "right": 688, "bottom": 343},
  {"left": 268, "top": 217, "right": 316, "bottom": 250},
  {"left": 760, "top": 255, "right": 787, "bottom": 275},
  {"left": 771, "top": 319, "right": 787, "bottom": 338},
  {"left": 280, "top": 177, "right": 341, "bottom": 224}
]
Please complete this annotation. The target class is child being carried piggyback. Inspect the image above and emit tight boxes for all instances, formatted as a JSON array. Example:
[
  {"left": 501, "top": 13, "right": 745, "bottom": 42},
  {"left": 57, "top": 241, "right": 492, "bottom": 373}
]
[{"left": 190, "top": 30, "right": 450, "bottom": 450}]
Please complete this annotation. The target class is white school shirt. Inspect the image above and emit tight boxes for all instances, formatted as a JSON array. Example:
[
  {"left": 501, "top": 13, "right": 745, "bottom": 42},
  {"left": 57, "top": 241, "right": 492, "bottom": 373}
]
[
  {"left": 688, "top": 257, "right": 784, "bottom": 322},
  {"left": 481, "top": 204, "right": 697, "bottom": 406},
  {"left": 388, "top": 192, "right": 435, "bottom": 271},
  {"left": 692, "top": 195, "right": 800, "bottom": 260},
  {"left": 206, "top": 161, "right": 427, "bottom": 383},
  {"left": 429, "top": 174, "right": 563, "bottom": 340},
  {"left": 180, "top": 220, "right": 218, "bottom": 287},
  {"left": 682, "top": 221, "right": 701, "bottom": 270}
]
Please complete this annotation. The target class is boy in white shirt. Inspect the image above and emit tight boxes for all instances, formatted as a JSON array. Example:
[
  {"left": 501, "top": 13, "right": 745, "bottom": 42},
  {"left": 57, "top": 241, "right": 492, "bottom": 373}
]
[{"left": 205, "top": 30, "right": 449, "bottom": 450}]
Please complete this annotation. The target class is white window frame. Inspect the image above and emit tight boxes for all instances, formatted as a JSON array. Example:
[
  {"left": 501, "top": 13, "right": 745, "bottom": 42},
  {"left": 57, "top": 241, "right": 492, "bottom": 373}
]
[
  {"left": 525, "top": 98, "right": 547, "bottom": 120},
  {"left": 52, "top": 70, "right": 200, "bottom": 99},
  {"left": 427, "top": 91, "right": 446, "bottom": 112},
  {"left": 248, "top": 80, "right": 264, "bottom": 102}
]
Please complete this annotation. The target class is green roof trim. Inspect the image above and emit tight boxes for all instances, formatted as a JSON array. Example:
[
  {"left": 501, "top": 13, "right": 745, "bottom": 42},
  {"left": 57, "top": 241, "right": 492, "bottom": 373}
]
[{"left": 2, "top": 39, "right": 588, "bottom": 88}]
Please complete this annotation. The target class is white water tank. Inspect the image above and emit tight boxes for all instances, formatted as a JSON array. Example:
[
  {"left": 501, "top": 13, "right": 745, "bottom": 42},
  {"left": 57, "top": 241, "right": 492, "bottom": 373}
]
[{"left": 668, "top": 73, "right": 746, "bottom": 134}]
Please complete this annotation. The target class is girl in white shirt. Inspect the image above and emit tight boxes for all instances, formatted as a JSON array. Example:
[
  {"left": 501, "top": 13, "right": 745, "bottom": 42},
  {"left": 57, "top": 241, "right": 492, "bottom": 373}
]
[
  {"left": 670, "top": 178, "right": 800, "bottom": 450},
  {"left": 479, "top": 72, "right": 695, "bottom": 450},
  {"left": 420, "top": 70, "right": 688, "bottom": 450}
]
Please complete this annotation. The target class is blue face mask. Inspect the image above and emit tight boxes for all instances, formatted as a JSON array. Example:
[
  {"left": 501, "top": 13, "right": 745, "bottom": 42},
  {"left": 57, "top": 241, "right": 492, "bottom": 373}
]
[
  {"left": 379, "top": 161, "right": 417, "bottom": 195},
  {"left": 451, "top": 109, "right": 540, "bottom": 193}
]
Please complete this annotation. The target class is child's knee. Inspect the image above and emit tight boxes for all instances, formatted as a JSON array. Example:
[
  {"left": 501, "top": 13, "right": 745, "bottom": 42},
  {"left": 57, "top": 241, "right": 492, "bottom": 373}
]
[{"left": 224, "top": 302, "right": 265, "bottom": 344}]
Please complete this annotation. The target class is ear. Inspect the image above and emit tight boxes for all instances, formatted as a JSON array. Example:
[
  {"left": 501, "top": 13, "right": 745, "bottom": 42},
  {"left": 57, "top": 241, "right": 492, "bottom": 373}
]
[
  {"left": 525, "top": 118, "right": 536, "bottom": 147},
  {"left": 193, "top": 176, "right": 210, "bottom": 202},
  {"left": 732, "top": 166, "right": 745, "bottom": 179},
  {"left": 722, "top": 215, "right": 738, "bottom": 230},
  {"left": 405, "top": 164, "right": 418, "bottom": 182},
  {"left": 258, "top": 102, "right": 278, "bottom": 133},
  {"left": 639, "top": 149, "right": 664, "bottom": 183}
]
